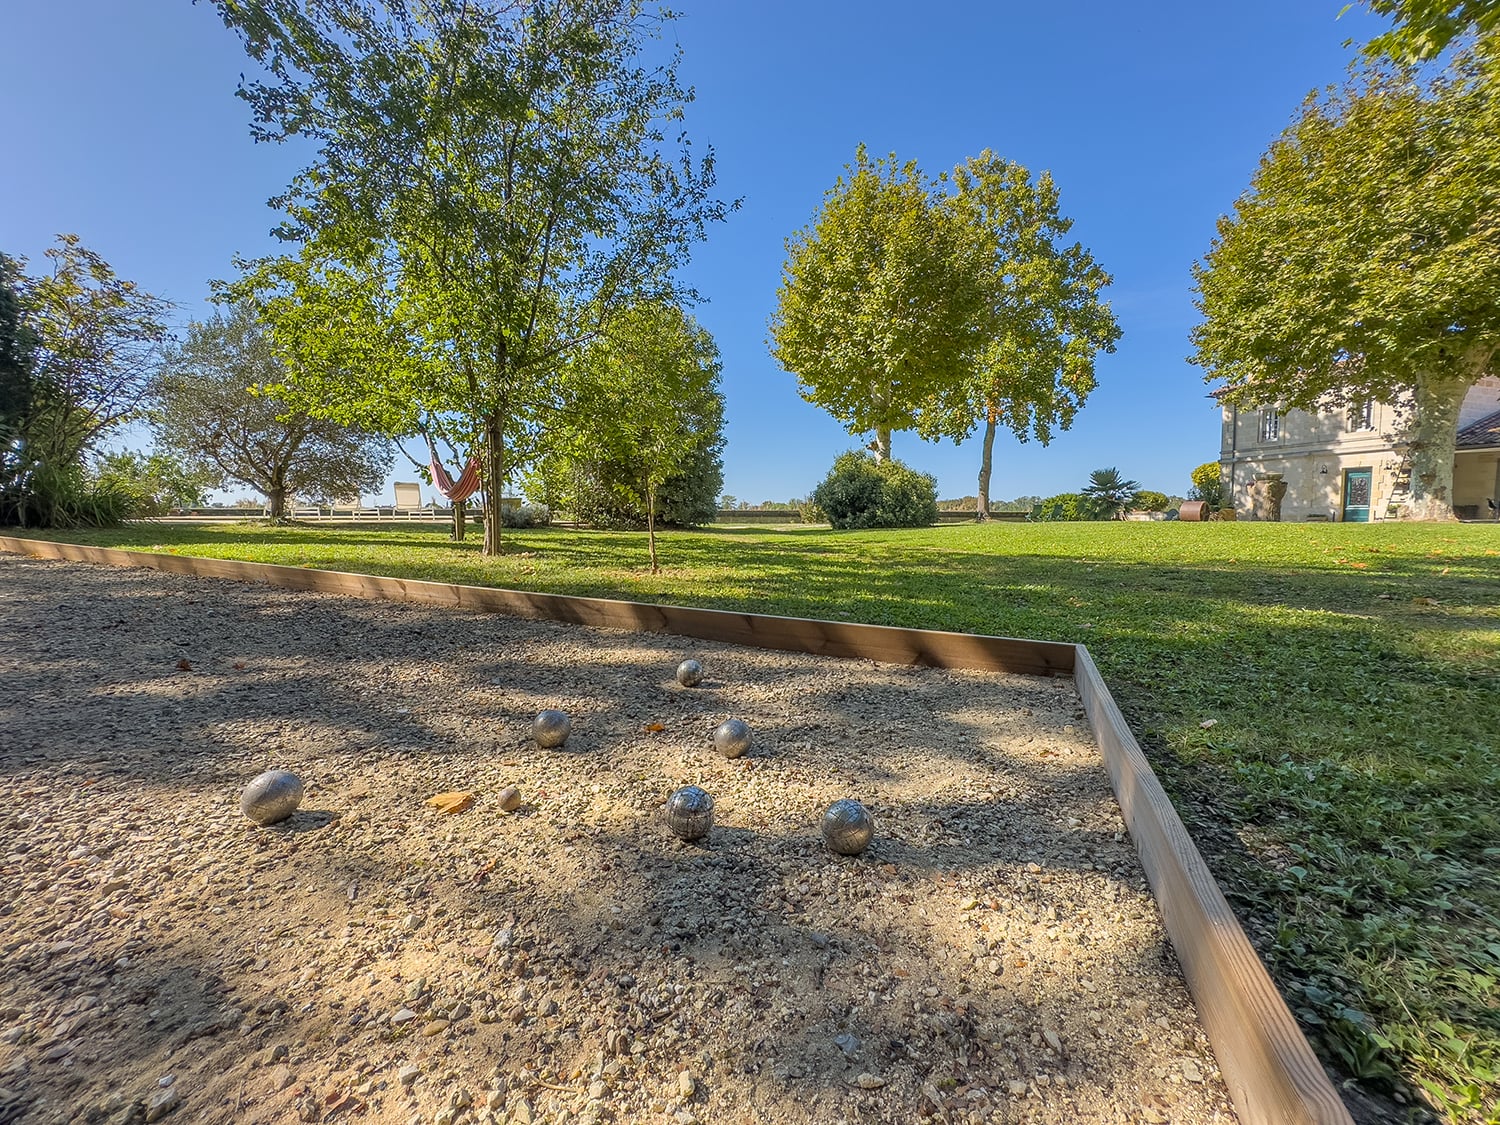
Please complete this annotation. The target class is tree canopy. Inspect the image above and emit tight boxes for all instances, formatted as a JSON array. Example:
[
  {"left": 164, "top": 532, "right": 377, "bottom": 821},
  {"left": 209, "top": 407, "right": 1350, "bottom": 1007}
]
[
  {"left": 769, "top": 147, "right": 1116, "bottom": 508},
  {"left": 933, "top": 153, "right": 1119, "bottom": 517},
  {"left": 1, "top": 237, "right": 171, "bottom": 527},
  {"left": 539, "top": 301, "right": 724, "bottom": 570},
  {"left": 768, "top": 145, "right": 989, "bottom": 463},
  {"left": 1190, "top": 40, "right": 1500, "bottom": 519},
  {"left": 214, "top": 0, "right": 731, "bottom": 553},
  {"left": 1360, "top": 0, "right": 1500, "bottom": 61},
  {"left": 152, "top": 303, "right": 394, "bottom": 519}
]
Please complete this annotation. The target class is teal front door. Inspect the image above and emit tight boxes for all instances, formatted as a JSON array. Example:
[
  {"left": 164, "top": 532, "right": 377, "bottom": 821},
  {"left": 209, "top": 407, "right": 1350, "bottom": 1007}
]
[{"left": 1343, "top": 469, "right": 1372, "bottom": 522}]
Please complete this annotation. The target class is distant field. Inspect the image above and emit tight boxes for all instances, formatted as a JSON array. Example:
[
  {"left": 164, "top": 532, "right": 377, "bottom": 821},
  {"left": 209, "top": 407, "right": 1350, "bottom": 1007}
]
[{"left": 13, "top": 519, "right": 1500, "bottom": 1122}]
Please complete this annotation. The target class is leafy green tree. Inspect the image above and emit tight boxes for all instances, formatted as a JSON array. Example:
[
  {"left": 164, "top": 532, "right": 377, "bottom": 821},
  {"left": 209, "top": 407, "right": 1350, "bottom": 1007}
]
[
  {"left": 0, "top": 254, "right": 36, "bottom": 511},
  {"left": 1, "top": 237, "right": 171, "bottom": 527},
  {"left": 1188, "top": 462, "right": 1225, "bottom": 510},
  {"left": 540, "top": 438, "right": 722, "bottom": 532},
  {"left": 93, "top": 450, "right": 218, "bottom": 514},
  {"left": 1080, "top": 466, "right": 1139, "bottom": 520},
  {"left": 811, "top": 450, "right": 937, "bottom": 530},
  {"left": 152, "top": 303, "right": 393, "bottom": 519},
  {"left": 1360, "top": 0, "right": 1500, "bottom": 61},
  {"left": 1191, "top": 42, "right": 1500, "bottom": 520},
  {"left": 549, "top": 302, "right": 724, "bottom": 571},
  {"left": 769, "top": 146, "right": 988, "bottom": 462},
  {"left": 931, "top": 154, "right": 1120, "bottom": 518},
  {"left": 1132, "top": 489, "right": 1170, "bottom": 512},
  {"left": 215, "top": 0, "right": 730, "bottom": 555}
]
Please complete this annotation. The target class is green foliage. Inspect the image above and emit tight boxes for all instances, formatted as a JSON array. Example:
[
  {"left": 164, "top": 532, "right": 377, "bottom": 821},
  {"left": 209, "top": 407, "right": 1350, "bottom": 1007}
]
[
  {"left": 1132, "top": 489, "right": 1170, "bottom": 512},
  {"left": 1191, "top": 41, "right": 1500, "bottom": 519},
  {"left": 769, "top": 145, "right": 988, "bottom": 460},
  {"left": 811, "top": 451, "right": 937, "bottom": 530},
  {"left": 1029, "top": 492, "right": 1087, "bottom": 521},
  {"left": 937, "top": 154, "right": 1121, "bottom": 514},
  {"left": 0, "top": 237, "right": 170, "bottom": 527},
  {"left": 151, "top": 303, "right": 394, "bottom": 519},
  {"left": 535, "top": 302, "right": 724, "bottom": 566},
  {"left": 216, "top": 0, "right": 731, "bottom": 554},
  {"left": 1188, "top": 461, "right": 1225, "bottom": 510},
  {"left": 1081, "top": 466, "right": 1140, "bottom": 520},
  {"left": 547, "top": 439, "right": 723, "bottom": 531},
  {"left": 499, "top": 502, "right": 551, "bottom": 529},
  {"left": 93, "top": 450, "right": 217, "bottom": 515},
  {"left": 1361, "top": 0, "right": 1500, "bottom": 62}
]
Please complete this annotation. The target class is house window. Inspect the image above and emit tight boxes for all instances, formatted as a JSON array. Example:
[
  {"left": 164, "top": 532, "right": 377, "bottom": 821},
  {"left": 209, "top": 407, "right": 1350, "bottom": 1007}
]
[
  {"left": 1347, "top": 399, "right": 1374, "bottom": 432},
  {"left": 1259, "top": 410, "right": 1280, "bottom": 442}
]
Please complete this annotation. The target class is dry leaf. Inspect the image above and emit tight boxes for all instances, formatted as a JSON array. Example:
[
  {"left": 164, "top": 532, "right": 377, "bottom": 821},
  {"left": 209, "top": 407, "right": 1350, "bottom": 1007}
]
[
  {"left": 232, "top": 660, "right": 246, "bottom": 670},
  {"left": 424, "top": 791, "right": 474, "bottom": 814},
  {"left": 1348, "top": 562, "right": 1369, "bottom": 569},
  {"left": 1199, "top": 719, "right": 1217, "bottom": 730},
  {"left": 175, "top": 658, "right": 192, "bottom": 671},
  {"left": 643, "top": 722, "right": 665, "bottom": 733}
]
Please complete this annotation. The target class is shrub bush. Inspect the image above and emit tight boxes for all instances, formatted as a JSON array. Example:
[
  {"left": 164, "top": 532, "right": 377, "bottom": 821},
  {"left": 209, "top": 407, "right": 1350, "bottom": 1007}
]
[
  {"left": 501, "top": 502, "right": 551, "bottom": 529},
  {"left": 811, "top": 451, "right": 937, "bottom": 530},
  {"left": 1133, "top": 489, "right": 1170, "bottom": 512},
  {"left": 1030, "top": 492, "right": 1088, "bottom": 521}
]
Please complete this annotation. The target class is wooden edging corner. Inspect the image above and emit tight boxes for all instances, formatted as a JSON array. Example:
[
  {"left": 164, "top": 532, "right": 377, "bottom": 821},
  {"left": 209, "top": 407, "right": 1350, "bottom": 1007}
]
[
  {"left": 0, "top": 536, "right": 1351, "bottom": 1124},
  {"left": 1074, "top": 646, "right": 1353, "bottom": 1125}
]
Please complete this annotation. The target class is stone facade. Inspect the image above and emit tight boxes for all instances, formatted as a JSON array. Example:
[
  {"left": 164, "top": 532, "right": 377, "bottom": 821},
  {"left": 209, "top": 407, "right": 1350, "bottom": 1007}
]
[{"left": 1218, "top": 377, "right": 1500, "bottom": 521}]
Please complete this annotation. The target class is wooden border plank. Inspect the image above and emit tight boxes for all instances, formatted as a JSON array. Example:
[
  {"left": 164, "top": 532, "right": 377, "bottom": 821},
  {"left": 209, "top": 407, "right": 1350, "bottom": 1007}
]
[
  {"left": 1074, "top": 646, "right": 1353, "bottom": 1125},
  {"left": 0, "top": 535, "right": 1354, "bottom": 1123},
  {"left": 0, "top": 537, "right": 1073, "bottom": 677}
]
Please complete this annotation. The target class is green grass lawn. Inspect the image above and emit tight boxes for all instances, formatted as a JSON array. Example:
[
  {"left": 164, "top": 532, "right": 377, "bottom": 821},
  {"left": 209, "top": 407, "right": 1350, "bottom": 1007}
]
[{"left": 15, "top": 518, "right": 1500, "bottom": 1122}]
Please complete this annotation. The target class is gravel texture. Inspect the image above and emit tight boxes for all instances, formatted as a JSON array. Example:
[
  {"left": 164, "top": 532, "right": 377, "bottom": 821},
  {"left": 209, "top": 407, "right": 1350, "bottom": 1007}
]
[{"left": 0, "top": 554, "right": 1238, "bottom": 1124}]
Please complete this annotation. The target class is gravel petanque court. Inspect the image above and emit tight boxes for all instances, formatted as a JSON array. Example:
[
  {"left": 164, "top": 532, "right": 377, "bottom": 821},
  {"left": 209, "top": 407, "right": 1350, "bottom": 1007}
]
[{"left": 0, "top": 554, "right": 1237, "bottom": 1125}]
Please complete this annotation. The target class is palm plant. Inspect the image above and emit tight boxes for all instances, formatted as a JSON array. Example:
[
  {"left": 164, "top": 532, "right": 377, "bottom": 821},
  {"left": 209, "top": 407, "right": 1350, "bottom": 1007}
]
[{"left": 1081, "top": 466, "right": 1139, "bottom": 520}]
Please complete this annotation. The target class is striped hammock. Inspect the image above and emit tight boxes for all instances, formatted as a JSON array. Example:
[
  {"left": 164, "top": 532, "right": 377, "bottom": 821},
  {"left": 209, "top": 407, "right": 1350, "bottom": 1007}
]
[{"left": 425, "top": 437, "right": 483, "bottom": 502}]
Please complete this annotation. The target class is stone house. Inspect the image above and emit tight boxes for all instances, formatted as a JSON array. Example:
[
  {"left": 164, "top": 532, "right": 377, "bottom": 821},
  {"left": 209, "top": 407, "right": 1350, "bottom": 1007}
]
[{"left": 1218, "top": 376, "right": 1500, "bottom": 521}]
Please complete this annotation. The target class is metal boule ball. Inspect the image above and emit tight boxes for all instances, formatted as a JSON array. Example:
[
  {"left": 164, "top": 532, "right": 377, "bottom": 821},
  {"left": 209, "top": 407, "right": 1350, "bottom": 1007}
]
[
  {"left": 665, "top": 785, "right": 715, "bottom": 841},
  {"left": 497, "top": 786, "right": 522, "bottom": 813},
  {"left": 822, "top": 798, "right": 874, "bottom": 856},
  {"left": 240, "top": 769, "right": 304, "bottom": 826},
  {"left": 532, "top": 709, "right": 571, "bottom": 749},
  {"left": 676, "top": 659, "right": 704, "bottom": 687},
  {"left": 713, "top": 718, "right": 751, "bottom": 759}
]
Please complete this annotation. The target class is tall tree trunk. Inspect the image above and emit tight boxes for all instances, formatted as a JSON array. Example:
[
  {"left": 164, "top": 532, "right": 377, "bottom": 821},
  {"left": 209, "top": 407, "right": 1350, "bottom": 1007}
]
[
  {"left": 976, "top": 412, "right": 997, "bottom": 521},
  {"left": 873, "top": 427, "right": 892, "bottom": 462},
  {"left": 481, "top": 414, "right": 505, "bottom": 555},
  {"left": 451, "top": 497, "right": 466, "bottom": 541},
  {"left": 647, "top": 478, "right": 658, "bottom": 573},
  {"left": 1402, "top": 372, "right": 1470, "bottom": 521},
  {"left": 267, "top": 484, "right": 286, "bottom": 520}
]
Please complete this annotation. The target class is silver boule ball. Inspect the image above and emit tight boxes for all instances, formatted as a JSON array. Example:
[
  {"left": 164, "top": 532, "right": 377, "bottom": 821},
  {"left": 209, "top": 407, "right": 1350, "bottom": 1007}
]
[
  {"left": 240, "top": 769, "right": 304, "bottom": 826},
  {"left": 665, "top": 785, "right": 715, "bottom": 841},
  {"left": 676, "top": 659, "right": 704, "bottom": 687},
  {"left": 532, "top": 709, "right": 571, "bottom": 748},
  {"left": 713, "top": 718, "right": 752, "bottom": 759},
  {"left": 497, "top": 785, "right": 522, "bottom": 813},
  {"left": 822, "top": 798, "right": 874, "bottom": 856}
]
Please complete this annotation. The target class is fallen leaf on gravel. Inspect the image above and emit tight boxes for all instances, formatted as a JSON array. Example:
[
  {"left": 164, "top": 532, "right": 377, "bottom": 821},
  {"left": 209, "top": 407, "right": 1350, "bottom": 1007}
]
[
  {"left": 425, "top": 791, "right": 474, "bottom": 814},
  {"left": 175, "top": 658, "right": 192, "bottom": 671},
  {"left": 232, "top": 660, "right": 246, "bottom": 670},
  {"left": 644, "top": 722, "right": 665, "bottom": 732}
]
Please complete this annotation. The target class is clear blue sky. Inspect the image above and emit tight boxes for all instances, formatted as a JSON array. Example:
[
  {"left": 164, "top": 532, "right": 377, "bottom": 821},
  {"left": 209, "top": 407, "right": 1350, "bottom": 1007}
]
[{"left": 0, "top": 1, "right": 1388, "bottom": 505}]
